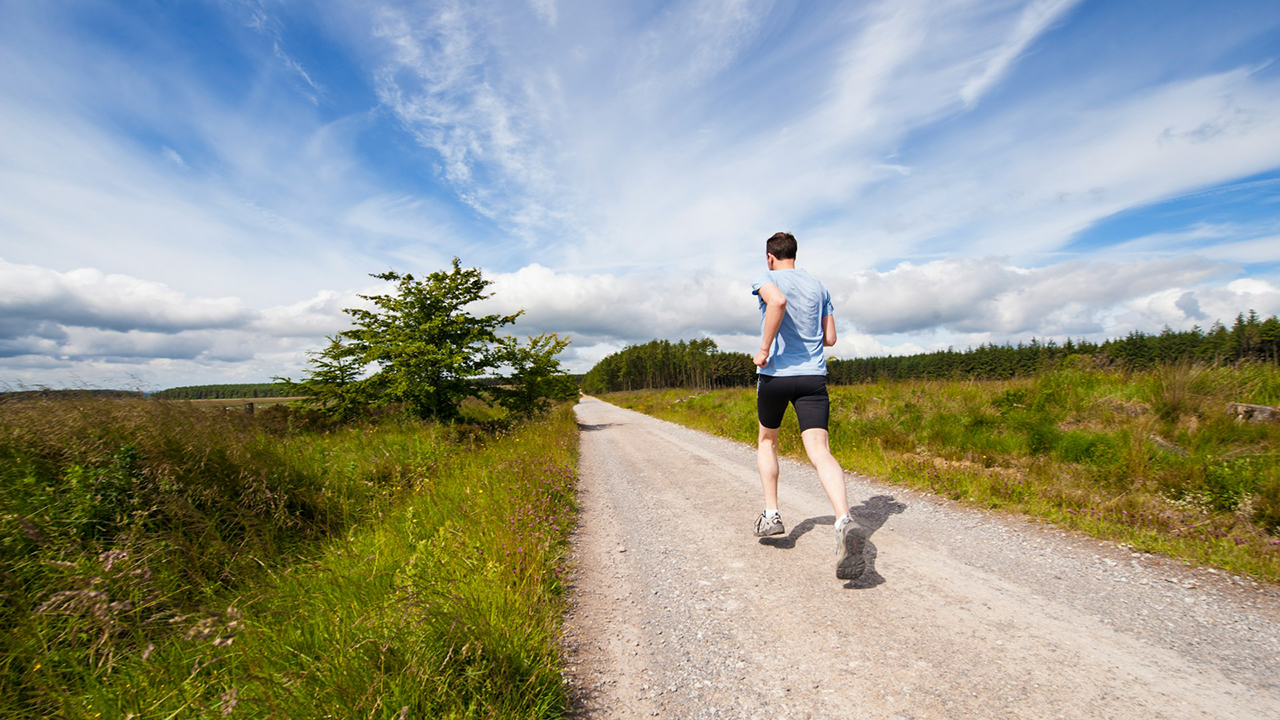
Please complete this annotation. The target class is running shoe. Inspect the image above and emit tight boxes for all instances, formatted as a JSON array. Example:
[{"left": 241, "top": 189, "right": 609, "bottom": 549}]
[
  {"left": 754, "top": 511, "right": 785, "bottom": 537},
  {"left": 835, "top": 515, "right": 867, "bottom": 580}
]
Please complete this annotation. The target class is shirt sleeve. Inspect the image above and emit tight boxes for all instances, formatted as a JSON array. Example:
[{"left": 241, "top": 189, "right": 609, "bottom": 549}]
[
  {"left": 751, "top": 271, "right": 773, "bottom": 296},
  {"left": 822, "top": 284, "right": 834, "bottom": 317}
]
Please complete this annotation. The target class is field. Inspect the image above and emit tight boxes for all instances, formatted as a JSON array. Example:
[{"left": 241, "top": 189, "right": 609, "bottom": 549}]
[
  {"left": 607, "top": 361, "right": 1280, "bottom": 582},
  {"left": 0, "top": 395, "right": 578, "bottom": 719},
  {"left": 189, "top": 396, "right": 302, "bottom": 410}
]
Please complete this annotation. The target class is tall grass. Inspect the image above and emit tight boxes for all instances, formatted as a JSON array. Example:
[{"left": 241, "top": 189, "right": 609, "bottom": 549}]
[
  {"left": 1, "top": 395, "right": 578, "bottom": 719},
  {"left": 609, "top": 362, "right": 1280, "bottom": 582}
]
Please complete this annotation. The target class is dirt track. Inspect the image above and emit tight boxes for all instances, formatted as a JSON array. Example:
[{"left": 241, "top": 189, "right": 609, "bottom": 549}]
[{"left": 560, "top": 397, "right": 1280, "bottom": 720}]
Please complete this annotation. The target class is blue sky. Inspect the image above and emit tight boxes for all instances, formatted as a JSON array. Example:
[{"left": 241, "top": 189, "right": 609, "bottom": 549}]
[{"left": 2, "top": 0, "right": 1279, "bottom": 388}]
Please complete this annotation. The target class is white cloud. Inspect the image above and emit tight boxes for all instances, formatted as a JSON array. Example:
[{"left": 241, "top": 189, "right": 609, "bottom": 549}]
[
  {"left": 829, "top": 332, "right": 933, "bottom": 361},
  {"left": 475, "top": 255, "right": 1274, "bottom": 363},
  {"left": 371, "top": 1, "right": 566, "bottom": 235},
  {"left": 960, "top": 0, "right": 1082, "bottom": 107},
  {"left": 0, "top": 259, "right": 250, "bottom": 333},
  {"left": 832, "top": 256, "right": 1234, "bottom": 335},
  {"left": 3, "top": 252, "right": 1274, "bottom": 385},
  {"left": 273, "top": 41, "right": 323, "bottom": 104},
  {"left": 1107, "top": 223, "right": 1280, "bottom": 266},
  {"left": 529, "top": 0, "right": 557, "bottom": 27},
  {"left": 477, "top": 263, "right": 755, "bottom": 344},
  {"left": 161, "top": 146, "right": 187, "bottom": 168},
  {"left": 916, "top": 67, "right": 1280, "bottom": 260},
  {"left": 0, "top": 26, "right": 465, "bottom": 309},
  {"left": 0, "top": 259, "right": 375, "bottom": 385}
]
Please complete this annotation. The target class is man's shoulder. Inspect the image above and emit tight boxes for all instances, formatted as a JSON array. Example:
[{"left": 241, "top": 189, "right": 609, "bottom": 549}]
[
  {"left": 796, "top": 268, "right": 831, "bottom": 292},
  {"left": 750, "top": 270, "right": 776, "bottom": 291}
]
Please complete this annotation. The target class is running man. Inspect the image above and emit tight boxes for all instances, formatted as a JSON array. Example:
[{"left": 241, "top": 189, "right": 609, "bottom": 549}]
[{"left": 750, "top": 232, "right": 866, "bottom": 580}]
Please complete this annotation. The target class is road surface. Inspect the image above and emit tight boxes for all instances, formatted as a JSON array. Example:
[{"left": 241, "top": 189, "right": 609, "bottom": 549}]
[{"left": 560, "top": 397, "right": 1280, "bottom": 720}]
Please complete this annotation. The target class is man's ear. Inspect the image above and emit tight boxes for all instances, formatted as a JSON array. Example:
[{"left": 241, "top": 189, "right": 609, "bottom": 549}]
[{"left": 765, "top": 253, "right": 776, "bottom": 269}]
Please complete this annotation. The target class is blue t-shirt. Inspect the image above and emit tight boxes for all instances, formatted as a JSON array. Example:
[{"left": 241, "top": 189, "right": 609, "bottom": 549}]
[{"left": 751, "top": 268, "right": 834, "bottom": 377}]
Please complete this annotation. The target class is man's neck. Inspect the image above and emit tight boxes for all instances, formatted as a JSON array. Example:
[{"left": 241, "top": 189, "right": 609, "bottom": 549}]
[{"left": 770, "top": 259, "right": 796, "bottom": 270}]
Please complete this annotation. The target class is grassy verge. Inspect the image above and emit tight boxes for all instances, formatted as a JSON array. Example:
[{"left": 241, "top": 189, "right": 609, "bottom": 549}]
[
  {"left": 606, "top": 361, "right": 1280, "bottom": 583},
  {"left": 1, "top": 395, "right": 577, "bottom": 719}
]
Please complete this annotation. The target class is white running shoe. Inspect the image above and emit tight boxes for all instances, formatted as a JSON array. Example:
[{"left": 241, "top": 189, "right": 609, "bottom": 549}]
[
  {"left": 835, "top": 515, "right": 867, "bottom": 580},
  {"left": 754, "top": 511, "right": 785, "bottom": 537}
]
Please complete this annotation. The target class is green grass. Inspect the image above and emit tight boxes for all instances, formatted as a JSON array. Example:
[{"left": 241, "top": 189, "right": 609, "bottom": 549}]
[
  {"left": 607, "top": 362, "right": 1280, "bottom": 583},
  {"left": 1, "top": 395, "right": 578, "bottom": 719}
]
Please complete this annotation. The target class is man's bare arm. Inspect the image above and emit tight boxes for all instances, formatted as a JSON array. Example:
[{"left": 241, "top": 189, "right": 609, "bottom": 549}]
[
  {"left": 823, "top": 314, "right": 837, "bottom": 347},
  {"left": 754, "top": 283, "right": 787, "bottom": 368}
]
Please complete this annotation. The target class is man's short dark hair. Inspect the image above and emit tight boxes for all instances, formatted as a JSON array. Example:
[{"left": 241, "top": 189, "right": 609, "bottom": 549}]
[{"left": 766, "top": 232, "right": 797, "bottom": 260}]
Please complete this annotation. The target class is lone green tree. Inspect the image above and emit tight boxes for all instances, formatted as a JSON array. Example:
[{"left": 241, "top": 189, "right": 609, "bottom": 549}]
[
  {"left": 286, "top": 259, "right": 573, "bottom": 421},
  {"left": 279, "top": 335, "right": 368, "bottom": 421},
  {"left": 493, "top": 333, "right": 580, "bottom": 416}
]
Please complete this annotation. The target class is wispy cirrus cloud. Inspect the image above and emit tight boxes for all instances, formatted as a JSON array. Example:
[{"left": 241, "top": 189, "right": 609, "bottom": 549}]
[
  {"left": 371, "top": 1, "right": 566, "bottom": 236},
  {"left": 826, "top": 65, "right": 1280, "bottom": 269},
  {"left": 960, "top": 0, "right": 1082, "bottom": 107}
]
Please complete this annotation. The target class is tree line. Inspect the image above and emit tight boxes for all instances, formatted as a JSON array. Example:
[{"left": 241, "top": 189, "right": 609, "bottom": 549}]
[
  {"left": 582, "top": 311, "right": 1280, "bottom": 392},
  {"left": 580, "top": 338, "right": 758, "bottom": 394},
  {"left": 153, "top": 383, "right": 307, "bottom": 400}
]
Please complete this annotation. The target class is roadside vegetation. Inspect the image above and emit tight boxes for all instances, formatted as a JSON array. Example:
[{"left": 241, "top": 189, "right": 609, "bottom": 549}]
[
  {"left": 1, "top": 392, "right": 577, "bottom": 719},
  {"left": 607, "top": 360, "right": 1280, "bottom": 582},
  {"left": 2, "top": 259, "right": 581, "bottom": 719}
]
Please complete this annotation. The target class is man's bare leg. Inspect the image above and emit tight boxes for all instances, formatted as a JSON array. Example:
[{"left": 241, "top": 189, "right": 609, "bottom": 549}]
[
  {"left": 804, "top": 427, "right": 865, "bottom": 578},
  {"left": 800, "top": 428, "right": 848, "bottom": 519},
  {"left": 757, "top": 424, "right": 781, "bottom": 511}
]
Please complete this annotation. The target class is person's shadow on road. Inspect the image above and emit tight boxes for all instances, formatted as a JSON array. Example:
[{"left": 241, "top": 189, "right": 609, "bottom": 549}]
[{"left": 759, "top": 494, "right": 907, "bottom": 590}]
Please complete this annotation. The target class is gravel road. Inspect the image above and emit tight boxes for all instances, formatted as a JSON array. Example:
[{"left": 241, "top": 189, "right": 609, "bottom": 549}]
[{"left": 560, "top": 396, "right": 1280, "bottom": 720}]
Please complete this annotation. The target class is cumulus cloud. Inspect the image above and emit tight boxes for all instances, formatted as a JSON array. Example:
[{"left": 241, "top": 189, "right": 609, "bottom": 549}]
[
  {"left": 477, "top": 264, "right": 757, "bottom": 345},
  {"left": 4, "top": 253, "right": 1276, "bottom": 384},
  {"left": 251, "top": 289, "right": 363, "bottom": 338},
  {"left": 0, "top": 259, "right": 250, "bottom": 334},
  {"left": 0, "top": 260, "right": 371, "bottom": 382},
  {"left": 474, "top": 256, "right": 1273, "bottom": 365},
  {"left": 832, "top": 256, "right": 1232, "bottom": 335}
]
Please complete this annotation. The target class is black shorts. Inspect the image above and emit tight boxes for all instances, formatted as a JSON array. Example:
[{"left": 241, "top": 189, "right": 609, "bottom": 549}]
[{"left": 756, "top": 374, "right": 829, "bottom": 432}]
